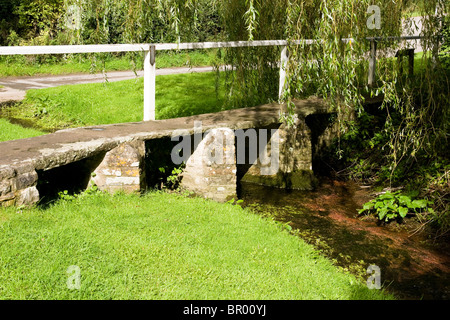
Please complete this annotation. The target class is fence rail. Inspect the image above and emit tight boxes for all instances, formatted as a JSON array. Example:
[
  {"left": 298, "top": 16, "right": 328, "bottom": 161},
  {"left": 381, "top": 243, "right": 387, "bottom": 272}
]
[
  {"left": 0, "top": 36, "right": 424, "bottom": 121},
  {"left": 0, "top": 40, "right": 316, "bottom": 55}
]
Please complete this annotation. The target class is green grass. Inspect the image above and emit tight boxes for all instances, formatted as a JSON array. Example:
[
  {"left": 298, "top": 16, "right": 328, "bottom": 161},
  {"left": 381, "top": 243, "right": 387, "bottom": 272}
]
[
  {"left": 0, "top": 190, "right": 394, "bottom": 300},
  {"left": 0, "top": 50, "right": 219, "bottom": 77},
  {"left": 2, "top": 52, "right": 436, "bottom": 135},
  {"left": 0, "top": 118, "right": 45, "bottom": 142},
  {"left": 413, "top": 51, "right": 436, "bottom": 74},
  {"left": 8, "top": 71, "right": 226, "bottom": 132},
  {"left": 402, "top": 0, "right": 424, "bottom": 18}
]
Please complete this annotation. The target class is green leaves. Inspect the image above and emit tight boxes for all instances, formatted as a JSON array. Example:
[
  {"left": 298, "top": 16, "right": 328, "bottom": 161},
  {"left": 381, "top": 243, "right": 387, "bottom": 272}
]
[
  {"left": 398, "top": 207, "right": 408, "bottom": 219},
  {"left": 358, "top": 191, "right": 434, "bottom": 223},
  {"left": 411, "top": 199, "right": 429, "bottom": 209},
  {"left": 243, "top": 0, "right": 259, "bottom": 41}
]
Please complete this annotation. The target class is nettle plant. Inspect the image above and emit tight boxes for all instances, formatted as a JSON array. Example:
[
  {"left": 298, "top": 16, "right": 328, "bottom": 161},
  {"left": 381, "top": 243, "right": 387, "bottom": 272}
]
[{"left": 358, "top": 191, "right": 434, "bottom": 223}]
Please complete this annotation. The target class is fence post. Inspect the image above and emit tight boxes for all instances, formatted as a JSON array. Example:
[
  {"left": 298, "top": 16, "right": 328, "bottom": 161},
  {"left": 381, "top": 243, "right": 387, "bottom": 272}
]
[
  {"left": 143, "top": 44, "right": 156, "bottom": 121},
  {"left": 368, "top": 39, "right": 377, "bottom": 87},
  {"left": 279, "top": 45, "right": 289, "bottom": 101}
]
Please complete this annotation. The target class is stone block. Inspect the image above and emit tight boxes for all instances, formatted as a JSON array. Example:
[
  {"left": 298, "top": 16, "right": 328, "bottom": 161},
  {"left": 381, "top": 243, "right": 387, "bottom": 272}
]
[
  {"left": 14, "top": 163, "right": 35, "bottom": 175},
  {"left": 15, "top": 187, "right": 40, "bottom": 207},
  {"left": 0, "top": 167, "right": 15, "bottom": 180},
  {"left": 14, "top": 171, "right": 38, "bottom": 190},
  {"left": 0, "top": 181, "right": 12, "bottom": 197},
  {"left": 0, "top": 191, "right": 15, "bottom": 202},
  {"left": 91, "top": 141, "right": 146, "bottom": 194},
  {"left": 240, "top": 119, "right": 316, "bottom": 190},
  {"left": 181, "top": 128, "right": 237, "bottom": 202},
  {"left": 0, "top": 167, "right": 39, "bottom": 207}
]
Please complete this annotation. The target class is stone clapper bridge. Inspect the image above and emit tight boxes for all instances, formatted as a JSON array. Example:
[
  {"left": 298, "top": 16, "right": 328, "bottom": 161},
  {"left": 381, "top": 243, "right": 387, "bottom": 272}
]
[
  {"left": 0, "top": 35, "right": 420, "bottom": 207},
  {"left": 0, "top": 98, "right": 344, "bottom": 207}
]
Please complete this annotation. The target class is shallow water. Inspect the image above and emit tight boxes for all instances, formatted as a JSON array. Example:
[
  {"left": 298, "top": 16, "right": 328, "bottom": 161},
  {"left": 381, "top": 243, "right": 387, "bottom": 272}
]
[{"left": 240, "top": 179, "right": 450, "bottom": 300}]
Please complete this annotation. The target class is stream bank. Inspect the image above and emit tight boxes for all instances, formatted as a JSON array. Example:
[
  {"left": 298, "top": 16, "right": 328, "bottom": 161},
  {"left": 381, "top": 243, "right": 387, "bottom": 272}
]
[{"left": 240, "top": 178, "right": 450, "bottom": 300}]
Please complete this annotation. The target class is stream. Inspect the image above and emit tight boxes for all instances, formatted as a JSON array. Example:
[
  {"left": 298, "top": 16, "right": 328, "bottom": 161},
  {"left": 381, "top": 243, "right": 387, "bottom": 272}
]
[{"left": 240, "top": 178, "right": 450, "bottom": 300}]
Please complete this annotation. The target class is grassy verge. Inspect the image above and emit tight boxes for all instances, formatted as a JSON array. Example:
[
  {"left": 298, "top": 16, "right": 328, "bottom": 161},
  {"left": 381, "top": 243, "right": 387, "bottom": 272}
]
[
  {"left": 0, "top": 50, "right": 219, "bottom": 77},
  {"left": 0, "top": 118, "right": 45, "bottom": 142},
  {"left": 7, "top": 71, "right": 226, "bottom": 132},
  {"left": 0, "top": 190, "right": 394, "bottom": 300}
]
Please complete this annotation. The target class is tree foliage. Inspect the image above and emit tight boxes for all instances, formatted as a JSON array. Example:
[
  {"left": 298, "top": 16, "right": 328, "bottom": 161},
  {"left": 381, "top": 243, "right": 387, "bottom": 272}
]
[
  {"left": 0, "top": 0, "right": 222, "bottom": 45},
  {"left": 1, "top": 0, "right": 64, "bottom": 45},
  {"left": 219, "top": 0, "right": 449, "bottom": 182}
]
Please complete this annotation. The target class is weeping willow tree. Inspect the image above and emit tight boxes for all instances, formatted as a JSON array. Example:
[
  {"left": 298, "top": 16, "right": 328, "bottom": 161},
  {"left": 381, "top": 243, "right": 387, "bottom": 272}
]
[
  {"left": 371, "top": 1, "right": 449, "bottom": 177},
  {"left": 61, "top": 0, "right": 448, "bottom": 189},
  {"left": 62, "top": 0, "right": 221, "bottom": 44},
  {"left": 219, "top": 0, "right": 449, "bottom": 191}
]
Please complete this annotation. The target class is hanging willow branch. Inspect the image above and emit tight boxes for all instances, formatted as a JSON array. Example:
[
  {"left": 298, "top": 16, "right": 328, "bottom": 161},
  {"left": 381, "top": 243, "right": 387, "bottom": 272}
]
[{"left": 223, "top": 0, "right": 448, "bottom": 179}]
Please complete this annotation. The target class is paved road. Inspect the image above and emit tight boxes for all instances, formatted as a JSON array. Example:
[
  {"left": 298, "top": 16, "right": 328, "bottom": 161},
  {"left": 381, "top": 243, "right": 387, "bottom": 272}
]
[{"left": 0, "top": 66, "right": 217, "bottom": 103}]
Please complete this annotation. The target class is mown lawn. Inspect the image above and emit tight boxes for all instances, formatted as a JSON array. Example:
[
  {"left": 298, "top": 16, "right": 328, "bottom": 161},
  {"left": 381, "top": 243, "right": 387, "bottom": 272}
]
[
  {"left": 0, "top": 191, "right": 394, "bottom": 300},
  {"left": 0, "top": 118, "right": 45, "bottom": 142}
]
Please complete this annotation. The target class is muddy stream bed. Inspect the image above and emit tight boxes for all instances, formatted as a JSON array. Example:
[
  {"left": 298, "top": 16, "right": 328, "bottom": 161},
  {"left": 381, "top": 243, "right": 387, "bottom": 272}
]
[{"left": 240, "top": 179, "right": 450, "bottom": 300}]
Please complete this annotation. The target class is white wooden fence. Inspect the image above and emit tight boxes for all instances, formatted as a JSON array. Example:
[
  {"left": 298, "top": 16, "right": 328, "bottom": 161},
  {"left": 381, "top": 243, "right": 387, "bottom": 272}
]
[
  {"left": 0, "top": 36, "right": 423, "bottom": 121},
  {"left": 1, "top": 41, "right": 298, "bottom": 121}
]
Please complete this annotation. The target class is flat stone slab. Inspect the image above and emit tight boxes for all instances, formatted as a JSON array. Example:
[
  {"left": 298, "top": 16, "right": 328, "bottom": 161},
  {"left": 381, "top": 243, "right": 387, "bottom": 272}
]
[{"left": 0, "top": 98, "right": 330, "bottom": 173}]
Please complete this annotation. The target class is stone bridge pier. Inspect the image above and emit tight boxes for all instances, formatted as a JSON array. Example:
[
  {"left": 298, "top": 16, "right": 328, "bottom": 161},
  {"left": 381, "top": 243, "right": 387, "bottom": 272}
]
[
  {"left": 88, "top": 120, "right": 323, "bottom": 203},
  {"left": 177, "top": 112, "right": 336, "bottom": 202}
]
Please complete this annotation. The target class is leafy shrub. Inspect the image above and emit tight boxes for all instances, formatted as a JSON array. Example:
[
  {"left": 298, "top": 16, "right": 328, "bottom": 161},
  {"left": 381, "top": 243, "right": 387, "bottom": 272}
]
[
  {"left": 158, "top": 165, "right": 185, "bottom": 191},
  {"left": 358, "top": 191, "right": 434, "bottom": 223}
]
